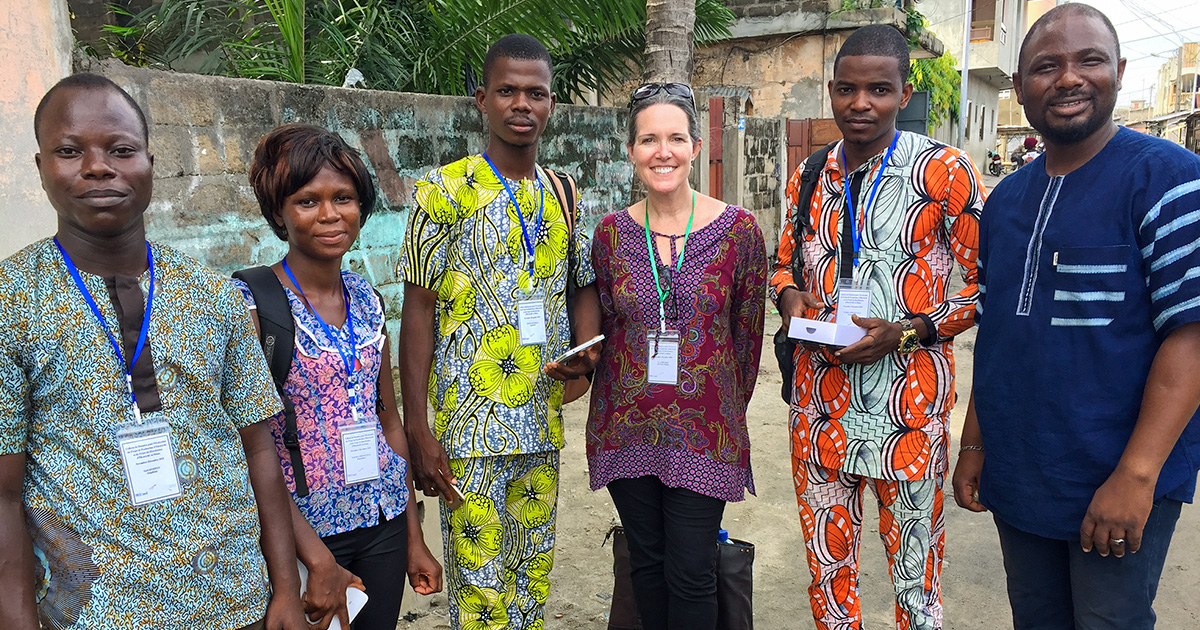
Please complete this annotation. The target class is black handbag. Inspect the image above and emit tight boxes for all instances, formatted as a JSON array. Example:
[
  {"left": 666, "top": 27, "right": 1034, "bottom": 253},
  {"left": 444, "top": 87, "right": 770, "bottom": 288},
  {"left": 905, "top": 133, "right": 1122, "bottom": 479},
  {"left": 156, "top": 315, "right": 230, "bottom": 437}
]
[
  {"left": 716, "top": 537, "right": 754, "bottom": 630},
  {"left": 605, "top": 526, "right": 755, "bottom": 630},
  {"left": 605, "top": 526, "right": 642, "bottom": 630}
]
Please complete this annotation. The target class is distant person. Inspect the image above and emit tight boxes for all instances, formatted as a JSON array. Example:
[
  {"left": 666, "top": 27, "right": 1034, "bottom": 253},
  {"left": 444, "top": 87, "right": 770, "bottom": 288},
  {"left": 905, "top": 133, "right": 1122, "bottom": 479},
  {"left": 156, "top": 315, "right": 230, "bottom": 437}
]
[
  {"left": 584, "top": 82, "right": 767, "bottom": 629},
  {"left": 953, "top": 5, "right": 1200, "bottom": 629},
  {"left": 1020, "top": 135, "right": 1040, "bottom": 167},
  {"left": 0, "top": 73, "right": 306, "bottom": 630},
  {"left": 772, "top": 25, "right": 985, "bottom": 630},
  {"left": 398, "top": 34, "right": 599, "bottom": 630},
  {"left": 235, "top": 123, "right": 442, "bottom": 630}
]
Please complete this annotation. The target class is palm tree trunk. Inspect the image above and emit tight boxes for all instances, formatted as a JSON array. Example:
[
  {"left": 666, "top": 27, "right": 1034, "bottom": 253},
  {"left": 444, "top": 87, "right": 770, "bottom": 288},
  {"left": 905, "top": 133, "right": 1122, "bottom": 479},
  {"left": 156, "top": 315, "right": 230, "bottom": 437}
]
[{"left": 643, "top": 0, "right": 695, "bottom": 83}]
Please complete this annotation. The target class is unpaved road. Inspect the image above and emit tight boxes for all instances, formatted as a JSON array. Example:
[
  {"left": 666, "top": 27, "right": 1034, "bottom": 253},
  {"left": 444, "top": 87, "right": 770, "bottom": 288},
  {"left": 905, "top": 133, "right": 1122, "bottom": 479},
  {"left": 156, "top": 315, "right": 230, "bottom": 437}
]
[{"left": 397, "top": 323, "right": 1199, "bottom": 629}]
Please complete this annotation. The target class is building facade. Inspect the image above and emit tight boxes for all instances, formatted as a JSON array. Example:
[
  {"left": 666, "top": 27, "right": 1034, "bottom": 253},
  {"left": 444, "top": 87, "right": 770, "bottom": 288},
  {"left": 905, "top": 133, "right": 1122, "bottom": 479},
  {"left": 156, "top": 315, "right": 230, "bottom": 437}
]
[{"left": 1154, "top": 43, "right": 1199, "bottom": 116}]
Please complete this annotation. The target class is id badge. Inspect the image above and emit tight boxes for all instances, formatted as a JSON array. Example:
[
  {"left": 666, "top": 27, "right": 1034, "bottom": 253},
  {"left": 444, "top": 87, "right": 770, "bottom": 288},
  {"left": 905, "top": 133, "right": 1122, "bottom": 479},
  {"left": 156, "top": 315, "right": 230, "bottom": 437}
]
[
  {"left": 340, "top": 421, "right": 381, "bottom": 485},
  {"left": 836, "top": 278, "right": 872, "bottom": 326},
  {"left": 647, "top": 329, "right": 681, "bottom": 386},
  {"left": 517, "top": 290, "right": 548, "bottom": 346},
  {"left": 115, "top": 413, "right": 182, "bottom": 507}
]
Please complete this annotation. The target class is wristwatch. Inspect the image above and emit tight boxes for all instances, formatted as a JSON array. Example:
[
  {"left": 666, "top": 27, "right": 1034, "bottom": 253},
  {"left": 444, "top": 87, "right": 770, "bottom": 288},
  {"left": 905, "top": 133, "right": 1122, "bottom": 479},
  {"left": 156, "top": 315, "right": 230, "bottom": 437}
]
[{"left": 897, "top": 319, "right": 920, "bottom": 354}]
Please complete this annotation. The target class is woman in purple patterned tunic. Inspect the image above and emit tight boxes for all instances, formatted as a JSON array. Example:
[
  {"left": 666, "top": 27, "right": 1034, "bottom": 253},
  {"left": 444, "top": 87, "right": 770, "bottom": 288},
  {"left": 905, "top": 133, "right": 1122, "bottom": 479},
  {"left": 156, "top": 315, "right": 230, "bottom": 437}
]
[{"left": 586, "top": 85, "right": 768, "bottom": 629}]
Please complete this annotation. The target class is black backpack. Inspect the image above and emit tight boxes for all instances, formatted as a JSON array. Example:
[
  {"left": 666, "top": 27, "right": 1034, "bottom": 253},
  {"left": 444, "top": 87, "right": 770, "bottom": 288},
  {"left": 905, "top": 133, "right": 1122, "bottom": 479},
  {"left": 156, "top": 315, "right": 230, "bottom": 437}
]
[
  {"left": 542, "top": 168, "right": 581, "bottom": 346},
  {"left": 233, "top": 266, "right": 311, "bottom": 496},
  {"left": 774, "top": 142, "right": 837, "bottom": 404}
]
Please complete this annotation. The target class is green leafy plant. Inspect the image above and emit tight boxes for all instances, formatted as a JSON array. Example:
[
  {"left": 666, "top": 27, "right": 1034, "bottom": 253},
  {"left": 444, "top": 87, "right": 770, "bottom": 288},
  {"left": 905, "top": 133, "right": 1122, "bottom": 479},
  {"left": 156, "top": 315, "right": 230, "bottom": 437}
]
[
  {"left": 910, "top": 53, "right": 960, "bottom": 131},
  {"left": 100, "top": 0, "right": 735, "bottom": 101},
  {"left": 906, "top": 5, "right": 959, "bottom": 132}
]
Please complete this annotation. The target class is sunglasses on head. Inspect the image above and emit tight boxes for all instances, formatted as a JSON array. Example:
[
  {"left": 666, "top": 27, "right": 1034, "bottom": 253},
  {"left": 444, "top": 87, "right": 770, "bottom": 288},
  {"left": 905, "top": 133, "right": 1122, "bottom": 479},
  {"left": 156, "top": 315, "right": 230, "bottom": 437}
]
[{"left": 629, "top": 83, "right": 696, "bottom": 110}]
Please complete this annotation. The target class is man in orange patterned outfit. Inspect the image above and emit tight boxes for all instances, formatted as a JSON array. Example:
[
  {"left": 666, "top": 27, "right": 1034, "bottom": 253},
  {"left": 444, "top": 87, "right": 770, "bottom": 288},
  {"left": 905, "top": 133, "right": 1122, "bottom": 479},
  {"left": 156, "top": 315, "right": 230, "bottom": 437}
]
[{"left": 770, "top": 25, "right": 985, "bottom": 630}]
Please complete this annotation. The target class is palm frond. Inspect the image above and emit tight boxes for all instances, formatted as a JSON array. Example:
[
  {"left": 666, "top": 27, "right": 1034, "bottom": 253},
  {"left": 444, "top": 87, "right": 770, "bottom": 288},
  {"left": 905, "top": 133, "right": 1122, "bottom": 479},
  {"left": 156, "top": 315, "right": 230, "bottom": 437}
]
[{"left": 101, "top": 0, "right": 735, "bottom": 98}]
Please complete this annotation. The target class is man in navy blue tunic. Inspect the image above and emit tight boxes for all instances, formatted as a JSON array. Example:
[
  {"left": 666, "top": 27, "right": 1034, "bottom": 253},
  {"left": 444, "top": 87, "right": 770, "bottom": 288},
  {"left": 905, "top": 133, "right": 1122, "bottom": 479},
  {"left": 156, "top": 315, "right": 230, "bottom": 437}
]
[{"left": 951, "top": 4, "right": 1200, "bottom": 629}]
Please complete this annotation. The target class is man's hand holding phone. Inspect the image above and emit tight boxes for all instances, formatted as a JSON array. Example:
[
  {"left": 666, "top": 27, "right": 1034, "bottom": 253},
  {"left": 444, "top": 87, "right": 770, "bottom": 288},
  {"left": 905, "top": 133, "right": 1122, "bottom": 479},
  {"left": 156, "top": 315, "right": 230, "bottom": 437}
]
[
  {"left": 440, "top": 471, "right": 466, "bottom": 511},
  {"left": 544, "top": 334, "right": 604, "bottom": 381}
]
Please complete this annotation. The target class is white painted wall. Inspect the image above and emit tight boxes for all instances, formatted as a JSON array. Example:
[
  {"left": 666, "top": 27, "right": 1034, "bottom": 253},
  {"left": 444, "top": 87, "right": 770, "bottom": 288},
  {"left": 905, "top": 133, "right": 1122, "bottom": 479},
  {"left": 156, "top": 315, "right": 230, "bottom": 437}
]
[{"left": 0, "top": 0, "right": 72, "bottom": 258}]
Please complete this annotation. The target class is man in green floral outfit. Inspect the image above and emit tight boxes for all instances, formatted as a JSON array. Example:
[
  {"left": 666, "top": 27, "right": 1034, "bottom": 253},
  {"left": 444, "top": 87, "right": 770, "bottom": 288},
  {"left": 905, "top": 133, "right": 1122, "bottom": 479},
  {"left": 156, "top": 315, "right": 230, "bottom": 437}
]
[{"left": 398, "top": 34, "right": 599, "bottom": 630}]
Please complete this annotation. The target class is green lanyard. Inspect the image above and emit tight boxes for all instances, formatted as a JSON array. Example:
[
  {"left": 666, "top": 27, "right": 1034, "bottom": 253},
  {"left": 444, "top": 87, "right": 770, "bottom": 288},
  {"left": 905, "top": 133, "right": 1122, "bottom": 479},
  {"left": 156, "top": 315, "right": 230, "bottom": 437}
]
[{"left": 644, "top": 191, "right": 696, "bottom": 332}]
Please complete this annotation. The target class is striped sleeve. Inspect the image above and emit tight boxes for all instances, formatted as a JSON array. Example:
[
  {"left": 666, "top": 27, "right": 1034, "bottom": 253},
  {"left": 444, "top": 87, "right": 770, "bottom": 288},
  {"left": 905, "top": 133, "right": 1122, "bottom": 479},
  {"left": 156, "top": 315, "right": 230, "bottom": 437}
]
[{"left": 1139, "top": 172, "right": 1200, "bottom": 335}]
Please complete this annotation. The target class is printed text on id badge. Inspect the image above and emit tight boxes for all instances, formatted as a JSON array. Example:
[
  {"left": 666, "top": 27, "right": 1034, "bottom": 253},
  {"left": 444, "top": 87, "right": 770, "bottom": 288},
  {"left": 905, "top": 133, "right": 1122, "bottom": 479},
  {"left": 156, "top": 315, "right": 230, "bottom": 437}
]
[
  {"left": 647, "top": 329, "right": 681, "bottom": 385},
  {"left": 517, "top": 291, "right": 548, "bottom": 345},
  {"left": 341, "top": 422, "right": 382, "bottom": 485},
  {"left": 116, "top": 417, "right": 182, "bottom": 507}
]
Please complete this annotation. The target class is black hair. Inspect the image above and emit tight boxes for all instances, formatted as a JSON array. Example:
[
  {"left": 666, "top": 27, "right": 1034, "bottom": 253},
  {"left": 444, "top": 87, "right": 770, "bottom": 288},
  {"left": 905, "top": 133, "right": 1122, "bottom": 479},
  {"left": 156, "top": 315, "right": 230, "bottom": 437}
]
[
  {"left": 627, "top": 90, "right": 702, "bottom": 146},
  {"left": 249, "top": 124, "right": 377, "bottom": 241},
  {"left": 833, "top": 24, "right": 911, "bottom": 83},
  {"left": 481, "top": 34, "right": 553, "bottom": 87},
  {"left": 1018, "top": 4, "right": 1120, "bottom": 74},
  {"left": 34, "top": 73, "right": 149, "bottom": 144}
]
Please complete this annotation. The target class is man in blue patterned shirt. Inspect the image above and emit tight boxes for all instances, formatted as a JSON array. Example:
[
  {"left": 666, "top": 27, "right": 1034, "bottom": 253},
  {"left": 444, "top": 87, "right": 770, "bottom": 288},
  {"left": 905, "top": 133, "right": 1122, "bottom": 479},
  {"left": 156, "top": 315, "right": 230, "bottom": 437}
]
[
  {"left": 952, "top": 6, "right": 1200, "bottom": 628},
  {"left": 0, "top": 74, "right": 306, "bottom": 630}
]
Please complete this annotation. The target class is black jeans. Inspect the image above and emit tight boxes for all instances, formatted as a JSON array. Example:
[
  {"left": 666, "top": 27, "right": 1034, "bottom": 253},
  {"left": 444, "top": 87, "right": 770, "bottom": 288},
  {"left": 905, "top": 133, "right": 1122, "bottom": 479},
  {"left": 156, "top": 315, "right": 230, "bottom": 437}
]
[
  {"left": 320, "top": 512, "right": 409, "bottom": 630},
  {"left": 607, "top": 476, "right": 726, "bottom": 630}
]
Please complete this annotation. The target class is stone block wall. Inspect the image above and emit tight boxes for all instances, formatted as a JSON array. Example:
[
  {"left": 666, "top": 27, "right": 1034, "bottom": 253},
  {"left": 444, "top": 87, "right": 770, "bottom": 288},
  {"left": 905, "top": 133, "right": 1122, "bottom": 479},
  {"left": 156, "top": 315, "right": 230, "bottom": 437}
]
[
  {"left": 742, "top": 116, "right": 784, "bottom": 253},
  {"left": 722, "top": 0, "right": 830, "bottom": 20},
  {"left": 84, "top": 59, "right": 634, "bottom": 345}
]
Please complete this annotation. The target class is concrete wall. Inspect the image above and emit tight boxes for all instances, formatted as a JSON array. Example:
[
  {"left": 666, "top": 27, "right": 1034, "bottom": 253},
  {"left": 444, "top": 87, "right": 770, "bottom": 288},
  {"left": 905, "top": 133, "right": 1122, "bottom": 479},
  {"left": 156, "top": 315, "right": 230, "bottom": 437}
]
[
  {"left": 693, "top": 5, "right": 940, "bottom": 121},
  {"left": 741, "top": 116, "right": 785, "bottom": 251},
  {"left": 961, "top": 75, "right": 1001, "bottom": 167},
  {"left": 694, "top": 34, "right": 835, "bottom": 120},
  {"left": 82, "top": 59, "right": 635, "bottom": 344},
  {"left": 0, "top": 0, "right": 73, "bottom": 258},
  {"left": 927, "top": 75, "right": 1002, "bottom": 168}
]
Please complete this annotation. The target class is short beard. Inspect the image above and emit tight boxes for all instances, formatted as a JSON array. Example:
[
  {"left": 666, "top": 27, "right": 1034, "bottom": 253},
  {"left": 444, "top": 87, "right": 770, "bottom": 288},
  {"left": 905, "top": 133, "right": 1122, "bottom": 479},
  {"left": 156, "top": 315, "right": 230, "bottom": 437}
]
[{"left": 1037, "top": 99, "right": 1114, "bottom": 145}]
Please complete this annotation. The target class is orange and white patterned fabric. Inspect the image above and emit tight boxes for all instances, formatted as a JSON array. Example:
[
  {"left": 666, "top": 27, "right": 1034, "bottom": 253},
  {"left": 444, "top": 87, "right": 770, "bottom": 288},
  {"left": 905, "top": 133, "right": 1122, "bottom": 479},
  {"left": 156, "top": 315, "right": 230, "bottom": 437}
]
[
  {"left": 770, "top": 131, "right": 985, "bottom": 483},
  {"left": 794, "top": 459, "right": 945, "bottom": 630}
]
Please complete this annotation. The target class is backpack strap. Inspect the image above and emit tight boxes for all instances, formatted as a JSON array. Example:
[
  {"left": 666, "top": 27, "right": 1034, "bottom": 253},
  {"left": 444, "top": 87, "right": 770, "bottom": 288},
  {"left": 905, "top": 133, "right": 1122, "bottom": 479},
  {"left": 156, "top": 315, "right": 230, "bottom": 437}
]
[
  {"left": 791, "top": 142, "right": 837, "bottom": 284},
  {"left": 232, "top": 266, "right": 309, "bottom": 497},
  {"left": 543, "top": 168, "right": 579, "bottom": 344},
  {"left": 373, "top": 287, "right": 389, "bottom": 414}
]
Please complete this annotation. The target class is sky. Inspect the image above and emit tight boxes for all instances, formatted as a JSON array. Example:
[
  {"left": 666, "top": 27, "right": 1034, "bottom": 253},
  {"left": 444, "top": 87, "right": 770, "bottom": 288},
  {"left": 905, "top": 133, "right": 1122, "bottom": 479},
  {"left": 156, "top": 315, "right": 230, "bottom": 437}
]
[{"left": 1074, "top": 0, "right": 1200, "bottom": 107}]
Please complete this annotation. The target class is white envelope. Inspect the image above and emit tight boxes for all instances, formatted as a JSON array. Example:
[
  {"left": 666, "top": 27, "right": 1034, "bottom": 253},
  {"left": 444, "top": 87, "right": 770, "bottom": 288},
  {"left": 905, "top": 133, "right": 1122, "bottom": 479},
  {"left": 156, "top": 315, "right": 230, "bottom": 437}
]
[
  {"left": 297, "top": 559, "right": 369, "bottom": 630},
  {"left": 788, "top": 317, "right": 868, "bottom": 347}
]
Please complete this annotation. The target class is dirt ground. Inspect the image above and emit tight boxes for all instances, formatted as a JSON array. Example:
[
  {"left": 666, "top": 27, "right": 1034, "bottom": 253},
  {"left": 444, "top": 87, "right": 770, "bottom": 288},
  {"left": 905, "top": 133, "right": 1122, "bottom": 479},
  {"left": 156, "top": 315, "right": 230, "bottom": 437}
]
[
  {"left": 397, "top": 173, "right": 1199, "bottom": 629},
  {"left": 396, "top": 321, "right": 1199, "bottom": 630}
]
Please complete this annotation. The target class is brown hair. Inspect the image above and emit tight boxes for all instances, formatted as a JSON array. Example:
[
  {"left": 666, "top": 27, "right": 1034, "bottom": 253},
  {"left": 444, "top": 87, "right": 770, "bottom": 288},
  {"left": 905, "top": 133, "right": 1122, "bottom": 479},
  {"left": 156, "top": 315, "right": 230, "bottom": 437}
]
[{"left": 249, "top": 124, "right": 377, "bottom": 240}]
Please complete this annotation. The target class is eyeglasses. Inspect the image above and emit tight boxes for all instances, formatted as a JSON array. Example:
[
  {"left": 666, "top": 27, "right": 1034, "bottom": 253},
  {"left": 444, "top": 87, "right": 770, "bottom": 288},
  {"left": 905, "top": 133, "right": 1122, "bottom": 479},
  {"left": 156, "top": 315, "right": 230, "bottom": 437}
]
[{"left": 629, "top": 83, "right": 696, "bottom": 110}]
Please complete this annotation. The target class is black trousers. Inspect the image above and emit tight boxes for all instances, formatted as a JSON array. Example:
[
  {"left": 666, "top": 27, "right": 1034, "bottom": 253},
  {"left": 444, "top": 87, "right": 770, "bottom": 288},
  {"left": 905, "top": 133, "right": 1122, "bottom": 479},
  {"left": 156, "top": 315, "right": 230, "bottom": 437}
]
[
  {"left": 607, "top": 476, "right": 727, "bottom": 630},
  {"left": 320, "top": 512, "right": 409, "bottom": 630}
]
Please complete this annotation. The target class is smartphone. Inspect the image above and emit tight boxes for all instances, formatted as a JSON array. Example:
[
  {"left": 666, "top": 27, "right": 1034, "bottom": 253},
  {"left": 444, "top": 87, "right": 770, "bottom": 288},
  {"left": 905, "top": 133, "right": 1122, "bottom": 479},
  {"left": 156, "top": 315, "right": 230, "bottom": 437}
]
[
  {"left": 444, "top": 482, "right": 465, "bottom": 511},
  {"left": 551, "top": 334, "right": 605, "bottom": 365},
  {"left": 439, "top": 469, "right": 466, "bottom": 511},
  {"left": 297, "top": 559, "right": 369, "bottom": 630}
]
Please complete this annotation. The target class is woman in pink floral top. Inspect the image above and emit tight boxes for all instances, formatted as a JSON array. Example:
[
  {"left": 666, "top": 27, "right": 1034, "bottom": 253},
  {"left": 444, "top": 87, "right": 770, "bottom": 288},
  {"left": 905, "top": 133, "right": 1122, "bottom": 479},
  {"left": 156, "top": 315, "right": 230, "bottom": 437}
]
[
  {"left": 238, "top": 124, "right": 442, "bottom": 630},
  {"left": 586, "top": 84, "right": 768, "bottom": 630}
]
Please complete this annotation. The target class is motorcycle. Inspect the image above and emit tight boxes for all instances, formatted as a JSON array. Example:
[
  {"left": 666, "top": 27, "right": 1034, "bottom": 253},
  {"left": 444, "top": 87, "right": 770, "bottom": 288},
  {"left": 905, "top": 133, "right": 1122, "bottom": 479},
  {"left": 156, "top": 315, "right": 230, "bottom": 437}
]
[{"left": 987, "top": 150, "right": 1003, "bottom": 176}]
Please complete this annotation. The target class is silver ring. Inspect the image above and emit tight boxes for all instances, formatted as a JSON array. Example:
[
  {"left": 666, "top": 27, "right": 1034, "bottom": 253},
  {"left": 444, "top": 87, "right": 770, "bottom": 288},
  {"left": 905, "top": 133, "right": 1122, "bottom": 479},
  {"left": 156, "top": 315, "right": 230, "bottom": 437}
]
[{"left": 1111, "top": 538, "right": 1126, "bottom": 545}]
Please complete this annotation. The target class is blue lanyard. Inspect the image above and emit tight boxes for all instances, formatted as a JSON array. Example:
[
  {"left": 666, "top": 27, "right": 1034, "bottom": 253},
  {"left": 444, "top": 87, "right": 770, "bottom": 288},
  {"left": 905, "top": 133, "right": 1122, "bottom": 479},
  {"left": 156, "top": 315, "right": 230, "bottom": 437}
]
[
  {"left": 483, "top": 153, "right": 544, "bottom": 276},
  {"left": 280, "top": 259, "right": 360, "bottom": 408},
  {"left": 842, "top": 131, "right": 900, "bottom": 268},
  {"left": 54, "top": 237, "right": 155, "bottom": 423}
]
